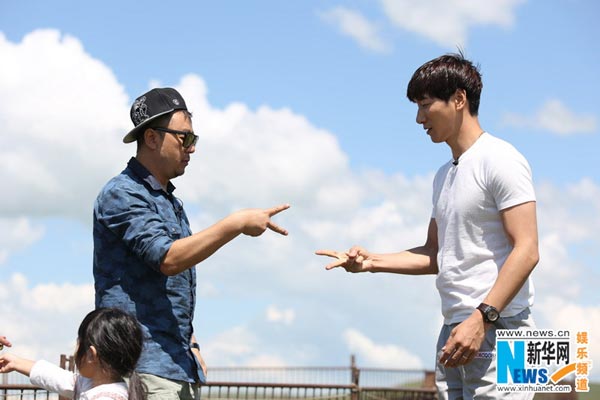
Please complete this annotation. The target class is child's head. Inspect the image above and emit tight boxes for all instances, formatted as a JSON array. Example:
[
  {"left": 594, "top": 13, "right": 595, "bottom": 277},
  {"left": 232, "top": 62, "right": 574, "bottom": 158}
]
[
  {"left": 406, "top": 52, "right": 483, "bottom": 116},
  {"left": 75, "top": 308, "right": 143, "bottom": 380}
]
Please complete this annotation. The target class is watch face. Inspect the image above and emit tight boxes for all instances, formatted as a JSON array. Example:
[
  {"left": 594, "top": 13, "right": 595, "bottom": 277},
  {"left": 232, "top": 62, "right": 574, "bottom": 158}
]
[{"left": 487, "top": 308, "right": 500, "bottom": 322}]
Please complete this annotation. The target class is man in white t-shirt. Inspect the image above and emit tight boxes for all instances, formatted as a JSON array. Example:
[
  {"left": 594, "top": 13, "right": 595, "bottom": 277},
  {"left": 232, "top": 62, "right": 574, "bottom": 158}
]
[{"left": 316, "top": 53, "right": 539, "bottom": 399}]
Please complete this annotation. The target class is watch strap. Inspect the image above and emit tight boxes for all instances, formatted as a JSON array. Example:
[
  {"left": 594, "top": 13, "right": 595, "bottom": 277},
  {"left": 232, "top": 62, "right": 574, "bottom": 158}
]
[{"left": 477, "top": 303, "right": 499, "bottom": 323}]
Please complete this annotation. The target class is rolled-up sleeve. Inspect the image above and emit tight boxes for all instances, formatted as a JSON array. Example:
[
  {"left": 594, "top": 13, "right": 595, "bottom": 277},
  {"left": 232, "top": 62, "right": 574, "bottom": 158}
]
[{"left": 95, "top": 184, "right": 181, "bottom": 271}]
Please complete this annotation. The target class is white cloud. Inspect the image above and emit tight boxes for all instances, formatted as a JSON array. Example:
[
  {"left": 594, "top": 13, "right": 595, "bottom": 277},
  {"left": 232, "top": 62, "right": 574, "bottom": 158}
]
[
  {"left": 343, "top": 328, "right": 423, "bottom": 369},
  {"left": 539, "top": 295, "right": 600, "bottom": 334},
  {"left": 381, "top": 0, "right": 524, "bottom": 47},
  {"left": 174, "top": 74, "right": 362, "bottom": 219},
  {"left": 201, "top": 325, "right": 286, "bottom": 369},
  {"left": 0, "top": 273, "right": 93, "bottom": 369},
  {"left": 203, "top": 326, "right": 255, "bottom": 363},
  {"left": 536, "top": 178, "right": 600, "bottom": 243},
  {"left": 197, "top": 281, "right": 220, "bottom": 298},
  {"left": 28, "top": 282, "right": 95, "bottom": 313},
  {"left": 0, "top": 217, "right": 45, "bottom": 265},
  {"left": 503, "top": 99, "right": 597, "bottom": 135},
  {"left": 319, "top": 7, "right": 390, "bottom": 53},
  {"left": 536, "top": 296, "right": 600, "bottom": 371},
  {"left": 529, "top": 178, "right": 600, "bottom": 378},
  {"left": 320, "top": 1, "right": 525, "bottom": 51},
  {"left": 533, "top": 234, "right": 580, "bottom": 298},
  {"left": 0, "top": 29, "right": 131, "bottom": 222},
  {"left": 266, "top": 305, "right": 295, "bottom": 325},
  {"left": 538, "top": 296, "right": 600, "bottom": 334},
  {"left": 531, "top": 177, "right": 600, "bottom": 314}
]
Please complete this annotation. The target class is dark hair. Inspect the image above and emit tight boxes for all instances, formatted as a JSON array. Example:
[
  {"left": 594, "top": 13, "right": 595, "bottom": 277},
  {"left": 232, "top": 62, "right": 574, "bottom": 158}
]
[
  {"left": 74, "top": 308, "right": 146, "bottom": 400},
  {"left": 136, "top": 110, "right": 193, "bottom": 149},
  {"left": 406, "top": 51, "right": 483, "bottom": 116}
]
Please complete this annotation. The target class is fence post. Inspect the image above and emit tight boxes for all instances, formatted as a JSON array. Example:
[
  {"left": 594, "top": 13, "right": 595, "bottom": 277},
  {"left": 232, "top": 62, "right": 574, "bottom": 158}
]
[
  {"left": 423, "top": 370, "right": 436, "bottom": 388},
  {"left": 59, "top": 354, "right": 75, "bottom": 400},
  {"left": 350, "top": 354, "right": 359, "bottom": 400}
]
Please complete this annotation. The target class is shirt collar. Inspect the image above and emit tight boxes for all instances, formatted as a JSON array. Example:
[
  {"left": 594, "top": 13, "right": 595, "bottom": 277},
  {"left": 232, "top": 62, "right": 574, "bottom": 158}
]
[{"left": 127, "top": 157, "right": 176, "bottom": 194}]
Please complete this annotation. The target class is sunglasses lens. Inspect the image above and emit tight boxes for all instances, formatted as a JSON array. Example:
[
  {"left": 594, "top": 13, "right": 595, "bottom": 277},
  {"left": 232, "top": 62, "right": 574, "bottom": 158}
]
[{"left": 183, "top": 134, "right": 197, "bottom": 148}]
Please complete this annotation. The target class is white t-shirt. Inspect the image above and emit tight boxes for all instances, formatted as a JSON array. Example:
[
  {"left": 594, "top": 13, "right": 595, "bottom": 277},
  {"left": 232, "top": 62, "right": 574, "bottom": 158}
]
[
  {"left": 432, "top": 132, "right": 536, "bottom": 324},
  {"left": 29, "top": 360, "right": 128, "bottom": 400}
]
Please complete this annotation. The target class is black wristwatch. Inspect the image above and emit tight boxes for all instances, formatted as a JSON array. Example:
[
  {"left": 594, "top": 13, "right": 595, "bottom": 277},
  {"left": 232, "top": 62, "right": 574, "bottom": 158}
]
[
  {"left": 191, "top": 342, "right": 200, "bottom": 351},
  {"left": 477, "top": 303, "right": 500, "bottom": 324}
]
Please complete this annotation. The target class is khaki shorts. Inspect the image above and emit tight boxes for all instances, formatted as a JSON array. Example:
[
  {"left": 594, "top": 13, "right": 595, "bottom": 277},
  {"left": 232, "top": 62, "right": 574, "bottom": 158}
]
[
  {"left": 138, "top": 373, "right": 200, "bottom": 400},
  {"left": 435, "top": 308, "right": 536, "bottom": 400}
]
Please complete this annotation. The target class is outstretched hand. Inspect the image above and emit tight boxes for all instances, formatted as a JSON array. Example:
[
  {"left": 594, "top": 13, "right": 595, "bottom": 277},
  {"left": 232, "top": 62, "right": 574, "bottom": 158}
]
[
  {"left": 315, "top": 246, "right": 372, "bottom": 272},
  {"left": 0, "top": 353, "right": 34, "bottom": 376},
  {"left": 0, "top": 353, "right": 16, "bottom": 373},
  {"left": 314, "top": 250, "right": 349, "bottom": 270},
  {"left": 238, "top": 204, "right": 290, "bottom": 237}
]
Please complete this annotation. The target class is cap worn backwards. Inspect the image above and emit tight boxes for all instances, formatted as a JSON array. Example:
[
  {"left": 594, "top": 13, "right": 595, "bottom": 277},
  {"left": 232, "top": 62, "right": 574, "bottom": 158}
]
[{"left": 122, "top": 87, "right": 188, "bottom": 144}]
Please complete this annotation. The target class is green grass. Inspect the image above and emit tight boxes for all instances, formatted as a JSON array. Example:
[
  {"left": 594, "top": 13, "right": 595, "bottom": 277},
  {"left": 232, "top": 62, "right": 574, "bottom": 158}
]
[{"left": 577, "top": 382, "right": 599, "bottom": 400}]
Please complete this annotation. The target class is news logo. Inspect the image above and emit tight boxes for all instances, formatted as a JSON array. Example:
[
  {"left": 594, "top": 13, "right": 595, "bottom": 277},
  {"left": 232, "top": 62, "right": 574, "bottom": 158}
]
[{"left": 496, "top": 329, "right": 592, "bottom": 394}]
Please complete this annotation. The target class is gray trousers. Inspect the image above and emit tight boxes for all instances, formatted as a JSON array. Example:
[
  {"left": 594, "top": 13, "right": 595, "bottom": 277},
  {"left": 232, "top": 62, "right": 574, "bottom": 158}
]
[{"left": 435, "top": 308, "right": 535, "bottom": 400}]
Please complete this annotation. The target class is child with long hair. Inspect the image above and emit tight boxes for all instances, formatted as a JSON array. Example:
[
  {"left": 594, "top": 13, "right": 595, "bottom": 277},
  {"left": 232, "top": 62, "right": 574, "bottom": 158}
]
[{"left": 0, "top": 308, "right": 146, "bottom": 400}]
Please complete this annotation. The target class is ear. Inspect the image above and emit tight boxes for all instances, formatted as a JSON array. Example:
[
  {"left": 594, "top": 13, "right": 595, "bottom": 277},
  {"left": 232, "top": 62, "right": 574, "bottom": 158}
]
[
  {"left": 87, "top": 345, "right": 99, "bottom": 362},
  {"left": 453, "top": 89, "right": 468, "bottom": 111},
  {"left": 143, "top": 128, "right": 162, "bottom": 150}
]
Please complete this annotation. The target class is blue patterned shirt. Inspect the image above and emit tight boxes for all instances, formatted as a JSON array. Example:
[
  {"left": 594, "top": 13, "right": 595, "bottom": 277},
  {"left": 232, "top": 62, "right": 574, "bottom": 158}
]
[{"left": 93, "top": 157, "right": 204, "bottom": 383}]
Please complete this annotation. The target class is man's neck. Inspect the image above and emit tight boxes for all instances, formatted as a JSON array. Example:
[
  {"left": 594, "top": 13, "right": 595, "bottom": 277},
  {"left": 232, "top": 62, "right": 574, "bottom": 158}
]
[
  {"left": 447, "top": 118, "right": 484, "bottom": 161},
  {"left": 135, "top": 154, "right": 169, "bottom": 190}
]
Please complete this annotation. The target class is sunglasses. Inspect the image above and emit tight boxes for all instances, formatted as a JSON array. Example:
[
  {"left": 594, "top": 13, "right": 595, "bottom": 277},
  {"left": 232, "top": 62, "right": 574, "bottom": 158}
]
[{"left": 152, "top": 127, "right": 199, "bottom": 149}]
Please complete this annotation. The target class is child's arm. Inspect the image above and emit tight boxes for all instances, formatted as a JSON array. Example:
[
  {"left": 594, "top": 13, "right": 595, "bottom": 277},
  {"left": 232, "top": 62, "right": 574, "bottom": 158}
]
[
  {"left": 29, "top": 360, "right": 76, "bottom": 398},
  {"left": 1, "top": 355, "right": 76, "bottom": 398},
  {"left": 0, "top": 353, "right": 35, "bottom": 375}
]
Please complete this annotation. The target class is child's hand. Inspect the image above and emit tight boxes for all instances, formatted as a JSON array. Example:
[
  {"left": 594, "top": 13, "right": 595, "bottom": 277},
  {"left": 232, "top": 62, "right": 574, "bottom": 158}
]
[
  {"left": 0, "top": 353, "right": 20, "bottom": 373},
  {"left": 0, "top": 353, "right": 34, "bottom": 376}
]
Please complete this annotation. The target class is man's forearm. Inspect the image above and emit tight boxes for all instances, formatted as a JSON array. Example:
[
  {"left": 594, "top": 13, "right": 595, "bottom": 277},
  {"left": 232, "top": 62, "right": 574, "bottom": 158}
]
[
  {"left": 160, "top": 215, "right": 243, "bottom": 276},
  {"left": 369, "top": 247, "right": 438, "bottom": 275},
  {"left": 482, "top": 243, "right": 539, "bottom": 311}
]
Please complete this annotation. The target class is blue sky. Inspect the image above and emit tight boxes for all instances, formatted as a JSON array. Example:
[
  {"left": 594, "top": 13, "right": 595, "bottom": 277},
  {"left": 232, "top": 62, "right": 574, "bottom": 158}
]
[{"left": 1, "top": 0, "right": 599, "bottom": 382}]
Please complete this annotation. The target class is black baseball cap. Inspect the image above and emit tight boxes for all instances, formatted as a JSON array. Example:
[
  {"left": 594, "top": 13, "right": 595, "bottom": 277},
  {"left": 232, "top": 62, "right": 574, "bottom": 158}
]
[{"left": 123, "top": 87, "right": 188, "bottom": 143}]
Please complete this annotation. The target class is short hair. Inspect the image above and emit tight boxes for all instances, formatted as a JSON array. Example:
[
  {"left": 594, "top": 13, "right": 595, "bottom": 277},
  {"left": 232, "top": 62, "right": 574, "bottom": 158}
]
[{"left": 406, "top": 52, "right": 483, "bottom": 116}]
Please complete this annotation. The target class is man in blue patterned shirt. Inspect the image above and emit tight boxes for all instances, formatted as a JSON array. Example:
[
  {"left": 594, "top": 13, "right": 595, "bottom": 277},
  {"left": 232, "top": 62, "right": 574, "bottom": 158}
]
[{"left": 93, "top": 88, "right": 289, "bottom": 400}]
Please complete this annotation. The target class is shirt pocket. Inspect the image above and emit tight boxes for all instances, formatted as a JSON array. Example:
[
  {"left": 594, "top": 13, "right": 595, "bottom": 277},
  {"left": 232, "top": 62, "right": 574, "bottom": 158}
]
[{"left": 166, "top": 221, "right": 183, "bottom": 240}]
